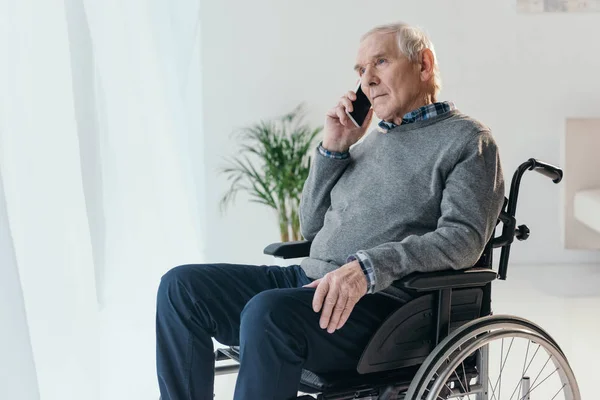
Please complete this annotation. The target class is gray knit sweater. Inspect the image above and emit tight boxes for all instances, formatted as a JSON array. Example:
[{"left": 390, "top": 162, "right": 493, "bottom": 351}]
[{"left": 299, "top": 110, "right": 505, "bottom": 295}]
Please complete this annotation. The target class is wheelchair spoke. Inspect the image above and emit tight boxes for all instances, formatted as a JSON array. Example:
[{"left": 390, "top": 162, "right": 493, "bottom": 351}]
[
  {"left": 522, "top": 353, "right": 553, "bottom": 397},
  {"left": 550, "top": 383, "right": 567, "bottom": 400},
  {"left": 508, "top": 342, "right": 540, "bottom": 400},
  {"left": 508, "top": 340, "right": 531, "bottom": 400},
  {"left": 488, "top": 376, "right": 499, "bottom": 400},
  {"left": 516, "top": 340, "right": 531, "bottom": 399},
  {"left": 483, "top": 339, "right": 563, "bottom": 400},
  {"left": 443, "top": 346, "right": 476, "bottom": 399},
  {"left": 429, "top": 372, "right": 455, "bottom": 399},
  {"left": 499, "top": 339, "right": 503, "bottom": 400},
  {"left": 489, "top": 337, "right": 514, "bottom": 399},
  {"left": 519, "top": 366, "right": 560, "bottom": 400},
  {"left": 460, "top": 361, "right": 471, "bottom": 399},
  {"left": 452, "top": 368, "right": 468, "bottom": 395}
]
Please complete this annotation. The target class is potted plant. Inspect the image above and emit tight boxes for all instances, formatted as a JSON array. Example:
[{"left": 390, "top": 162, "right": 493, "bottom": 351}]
[{"left": 219, "top": 105, "right": 322, "bottom": 242}]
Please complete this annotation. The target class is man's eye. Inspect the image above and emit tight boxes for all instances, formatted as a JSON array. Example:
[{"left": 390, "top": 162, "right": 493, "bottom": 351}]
[
  {"left": 377, "top": 58, "right": 386, "bottom": 65},
  {"left": 359, "top": 67, "right": 366, "bottom": 75}
]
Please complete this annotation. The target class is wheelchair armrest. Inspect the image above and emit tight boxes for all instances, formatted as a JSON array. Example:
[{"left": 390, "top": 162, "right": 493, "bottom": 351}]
[
  {"left": 395, "top": 268, "right": 497, "bottom": 292},
  {"left": 263, "top": 240, "right": 312, "bottom": 259}
]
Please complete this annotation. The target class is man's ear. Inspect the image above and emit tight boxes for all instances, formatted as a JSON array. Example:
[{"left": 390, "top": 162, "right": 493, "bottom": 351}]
[{"left": 419, "top": 48, "right": 435, "bottom": 82}]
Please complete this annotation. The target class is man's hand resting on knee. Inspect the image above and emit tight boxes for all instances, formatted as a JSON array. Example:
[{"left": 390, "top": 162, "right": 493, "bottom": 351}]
[{"left": 303, "top": 260, "right": 368, "bottom": 333}]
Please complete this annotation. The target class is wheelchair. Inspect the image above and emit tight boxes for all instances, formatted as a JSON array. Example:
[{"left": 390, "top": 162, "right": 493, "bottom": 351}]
[{"left": 215, "top": 158, "right": 581, "bottom": 400}]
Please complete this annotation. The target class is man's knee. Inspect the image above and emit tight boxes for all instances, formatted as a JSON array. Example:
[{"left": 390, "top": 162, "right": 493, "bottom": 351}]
[
  {"left": 240, "top": 290, "right": 309, "bottom": 349},
  {"left": 156, "top": 264, "right": 214, "bottom": 314},
  {"left": 241, "top": 289, "right": 287, "bottom": 319},
  {"left": 158, "top": 264, "right": 194, "bottom": 297}
]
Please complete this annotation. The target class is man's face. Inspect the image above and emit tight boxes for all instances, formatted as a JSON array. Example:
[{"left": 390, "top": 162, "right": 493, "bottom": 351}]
[{"left": 354, "top": 32, "right": 424, "bottom": 123}]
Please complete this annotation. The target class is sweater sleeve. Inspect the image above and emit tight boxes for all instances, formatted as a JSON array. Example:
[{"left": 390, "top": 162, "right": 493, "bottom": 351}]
[
  {"left": 299, "top": 144, "right": 352, "bottom": 241},
  {"left": 357, "top": 130, "right": 506, "bottom": 293}
]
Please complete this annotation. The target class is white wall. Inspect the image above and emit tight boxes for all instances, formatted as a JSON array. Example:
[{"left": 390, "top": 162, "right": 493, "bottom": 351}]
[
  {"left": 200, "top": 1, "right": 600, "bottom": 398},
  {"left": 201, "top": 0, "right": 600, "bottom": 266}
]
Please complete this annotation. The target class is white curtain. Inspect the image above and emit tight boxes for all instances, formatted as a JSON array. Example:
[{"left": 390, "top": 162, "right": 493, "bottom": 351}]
[{"left": 0, "top": 0, "right": 205, "bottom": 399}]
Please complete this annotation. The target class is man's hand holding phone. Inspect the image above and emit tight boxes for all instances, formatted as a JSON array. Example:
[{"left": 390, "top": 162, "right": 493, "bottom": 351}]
[{"left": 323, "top": 84, "right": 373, "bottom": 153}]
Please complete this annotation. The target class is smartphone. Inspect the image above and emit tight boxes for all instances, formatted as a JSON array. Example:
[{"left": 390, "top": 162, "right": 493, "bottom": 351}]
[{"left": 346, "top": 82, "right": 371, "bottom": 128}]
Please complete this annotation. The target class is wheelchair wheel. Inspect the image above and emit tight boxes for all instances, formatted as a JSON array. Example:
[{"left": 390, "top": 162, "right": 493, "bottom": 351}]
[{"left": 405, "top": 315, "right": 580, "bottom": 400}]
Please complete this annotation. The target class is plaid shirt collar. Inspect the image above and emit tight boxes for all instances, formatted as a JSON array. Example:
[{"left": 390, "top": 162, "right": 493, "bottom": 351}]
[{"left": 377, "top": 101, "right": 455, "bottom": 133}]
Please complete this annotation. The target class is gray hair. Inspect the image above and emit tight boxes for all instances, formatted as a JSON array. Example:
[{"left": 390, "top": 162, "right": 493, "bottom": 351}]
[{"left": 362, "top": 23, "right": 441, "bottom": 98}]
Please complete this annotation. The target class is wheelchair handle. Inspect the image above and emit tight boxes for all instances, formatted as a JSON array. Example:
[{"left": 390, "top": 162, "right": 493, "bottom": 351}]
[
  {"left": 497, "top": 158, "right": 563, "bottom": 280},
  {"left": 527, "top": 158, "right": 563, "bottom": 184}
]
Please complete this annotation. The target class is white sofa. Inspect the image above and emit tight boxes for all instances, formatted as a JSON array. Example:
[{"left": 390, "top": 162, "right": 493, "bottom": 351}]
[
  {"left": 565, "top": 118, "right": 600, "bottom": 249},
  {"left": 574, "top": 189, "right": 600, "bottom": 235}
]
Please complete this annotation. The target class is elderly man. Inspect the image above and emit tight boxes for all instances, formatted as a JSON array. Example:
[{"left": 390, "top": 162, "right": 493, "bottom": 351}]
[{"left": 156, "top": 22, "right": 505, "bottom": 400}]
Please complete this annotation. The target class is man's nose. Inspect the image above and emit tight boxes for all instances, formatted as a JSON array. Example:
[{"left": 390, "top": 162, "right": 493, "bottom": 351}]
[{"left": 363, "top": 67, "right": 379, "bottom": 87}]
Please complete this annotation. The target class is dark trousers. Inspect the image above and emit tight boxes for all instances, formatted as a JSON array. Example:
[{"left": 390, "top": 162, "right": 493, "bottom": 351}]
[{"left": 155, "top": 263, "right": 403, "bottom": 400}]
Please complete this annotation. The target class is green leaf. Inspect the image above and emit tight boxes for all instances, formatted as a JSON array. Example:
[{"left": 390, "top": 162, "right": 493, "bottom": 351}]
[{"left": 218, "top": 103, "right": 323, "bottom": 238}]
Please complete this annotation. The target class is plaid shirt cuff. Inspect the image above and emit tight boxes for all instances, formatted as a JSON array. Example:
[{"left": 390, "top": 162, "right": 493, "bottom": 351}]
[
  {"left": 318, "top": 142, "right": 350, "bottom": 160},
  {"left": 347, "top": 251, "right": 376, "bottom": 294}
]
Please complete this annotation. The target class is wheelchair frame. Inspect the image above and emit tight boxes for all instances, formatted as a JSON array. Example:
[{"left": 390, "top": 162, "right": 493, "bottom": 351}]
[{"left": 215, "top": 158, "right": 580, "bottom": 400}]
